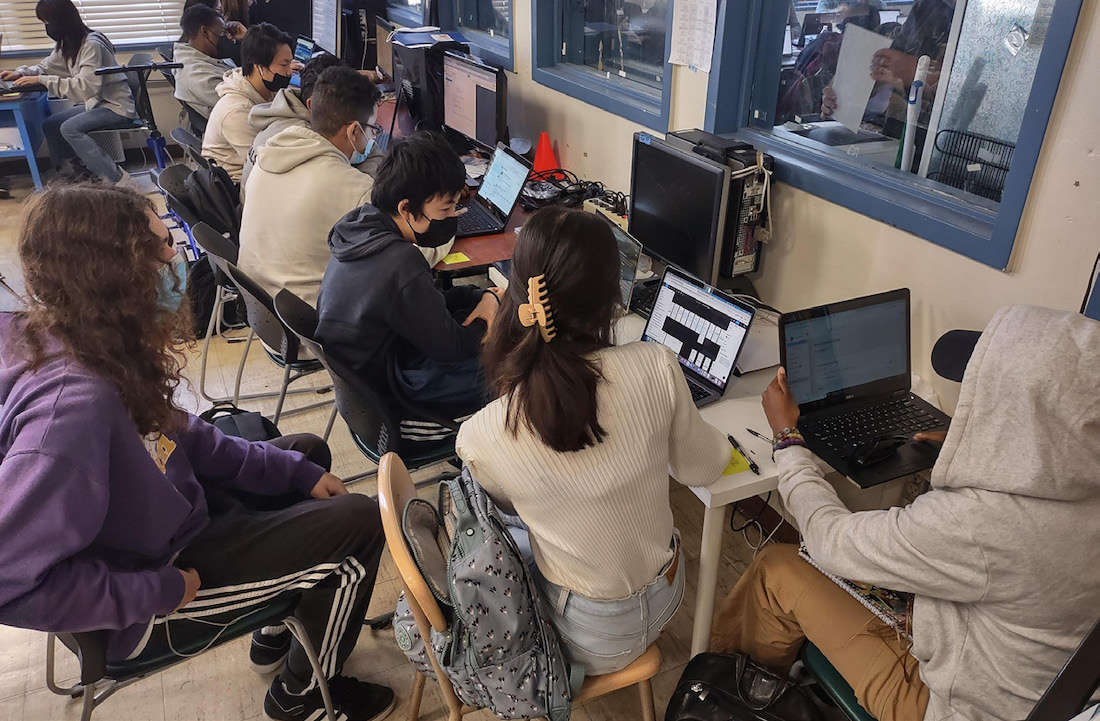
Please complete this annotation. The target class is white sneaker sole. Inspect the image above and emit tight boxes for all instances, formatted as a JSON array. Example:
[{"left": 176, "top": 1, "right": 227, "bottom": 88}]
[{"left": 250, "top": 650, "right": 290, "bottom": 675}]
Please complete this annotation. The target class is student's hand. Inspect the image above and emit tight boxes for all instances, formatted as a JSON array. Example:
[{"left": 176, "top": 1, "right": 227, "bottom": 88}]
[
  {"left": 463, "top": 292, "right": 499, "bottom": 328},
  {"left": 359, "top": 69, "right": 384, "bottom": 83},
  {"left": 310, "top": 472, "right": 349, "bottom": 499},
  {"left": 914, "top": 430, "right": 948, "bottom": 444},
  {"left": 821, "top": 86, "right": 837, "bottom": 119},
  {"left": 487, "top": 286, "right": 506, "bottom": 301},
  {"left": 225, "top": 21, "right": 247, "bottom": 40},
  {"left": 870, "top": 48, "right": 918, "bottom": 87},
  {"left": 0, "top": 71, "right": 22, "bottom": 81},
  {"left": 762, "top": 367, "right": 800, "bottom": 437},
  {"left": 13, "top": 76, "right": 41, "bottom": 88},
  {"left": 175, "top": 568, "right": 201, "bottom": 611}
]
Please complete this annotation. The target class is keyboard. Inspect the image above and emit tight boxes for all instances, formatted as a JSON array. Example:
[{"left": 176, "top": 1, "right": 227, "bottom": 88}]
[
  {"left": 801, "top": 397, "right": 942, "bottom": 457},
  {"left": 457, "top": 201, "right": 500, "bottom": 235},
  {"left": 630, "top": 280, "right": 660, "bottom": 318},
  {"left": 685, "top": 375, "right": 711, "bottom": 403}
]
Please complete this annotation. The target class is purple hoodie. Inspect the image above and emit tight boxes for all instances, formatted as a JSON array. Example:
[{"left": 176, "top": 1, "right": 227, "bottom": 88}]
[{"left": 0, "top": 313, "right": 325, "bottom": 660}]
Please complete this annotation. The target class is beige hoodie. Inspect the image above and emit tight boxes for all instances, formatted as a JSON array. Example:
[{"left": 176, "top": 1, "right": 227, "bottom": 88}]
[
  {"left": 776, "top": 305, "right": 1100, "bottom": 720},
  {"left": 201, "top": 68, "right": 267, "bottom": 182}
]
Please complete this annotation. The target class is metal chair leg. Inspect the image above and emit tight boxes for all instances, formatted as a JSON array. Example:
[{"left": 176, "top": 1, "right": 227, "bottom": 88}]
[
  {"left": 323, "top": 404, "right": 338, "bottom": 442},
  {"left": 233, "top": 329, "right": 255, "bottom": 406},
  {"left": 282, "top": 617, "right": 337, "bottom": 721},
  {"left": 79, "top": 682, "right": 96, "bottom": 721},
  {"left": 45, "top": 633, "right": 84, "bottom": 697},
  {"left": 272, "top": 360, "right": 294, "bottom": 425},
  {"left": 197, "top": 289, "right": 224, "bottom": 403}
]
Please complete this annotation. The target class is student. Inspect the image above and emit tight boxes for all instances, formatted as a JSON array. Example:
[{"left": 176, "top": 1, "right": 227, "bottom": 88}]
[
  {"left": 316, "top": 132, "right": 497, "bottom": 413},
  {"left": 712, "top": 306, "right": 1100, "bottom": 721},
  {"left": 241, "top": 52, "right": 345, "bottom": 191},
  {"left": 182, "top": 0, "right": 247, "bottom": 64},
  {"left": 222, "top": 0, "right": 255, "bottom": 28},
  {"left": 0, "top": 0, "right": 136, "bottom": 184},
  {"left": 238, "top": 66, "right": 382, "bottom": 308},
  {"left": 172, "top": 5, "right": 232, "bottom": 119},
  {"left": 455, "top": 207, "right": 732, "bottom": 675},
  {"left": 201, "top": 22, "right": 293, "bottom": 182},
  {"left": 0, "top": 184, "right": 395, "bottom": 721}
]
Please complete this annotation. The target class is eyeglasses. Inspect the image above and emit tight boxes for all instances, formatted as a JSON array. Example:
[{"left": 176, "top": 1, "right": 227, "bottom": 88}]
[{"left": 364, "top": 122, "right": 384, "bottom": 139}]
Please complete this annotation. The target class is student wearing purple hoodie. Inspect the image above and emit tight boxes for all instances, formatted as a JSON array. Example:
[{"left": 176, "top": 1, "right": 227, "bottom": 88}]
[{"left": 0, "top": 185, "right": 394, "bottom": 721}]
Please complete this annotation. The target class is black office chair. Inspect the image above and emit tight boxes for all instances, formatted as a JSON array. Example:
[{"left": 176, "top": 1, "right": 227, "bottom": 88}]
[
  {"left": 92, "top": 53, "right": 182, "bottom": 169},
  {"left": 171, "top": 126, "right": 209, "bottom": 169},
  {"left": 156, "top": 44, "right": 174, "bottom": 64},
  {"left": 274, "top": 289, "right": 462, "bottom": 483},
  {"left": 44, "top": 597, "right": 336, "bottom": 721}
]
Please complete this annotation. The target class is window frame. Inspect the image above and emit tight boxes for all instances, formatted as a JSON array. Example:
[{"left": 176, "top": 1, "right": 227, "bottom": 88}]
[
  {"left": 440, "top": 0, "right": 515, "bottom": 71},
  {"left": 704, "top": 0, "right": 1085, "bottom": 270},
  {"left": 531, "top": 0, "right": 674, "bottom": 132},
  {"left": 385, "top": 0, "right": 425, "bottom": 32}
]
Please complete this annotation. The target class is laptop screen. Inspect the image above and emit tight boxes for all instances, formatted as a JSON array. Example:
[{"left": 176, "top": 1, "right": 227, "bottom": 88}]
[
  {"left": 477, "top": 147, "right": 529, "bottom": 216},
  {"left": 605, "top": 220, "right": 642, "bottom": 308},
  {"left": 643, "top": 267, "right": 755, "bottom": 391},
  {"left": 782, "top": 295, "right": 909, "bottom": 405}
]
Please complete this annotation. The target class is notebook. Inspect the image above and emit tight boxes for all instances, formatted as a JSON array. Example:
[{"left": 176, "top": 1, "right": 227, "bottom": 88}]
[{"left": 798, "top": 544, "right": 913, "bottom": 640}]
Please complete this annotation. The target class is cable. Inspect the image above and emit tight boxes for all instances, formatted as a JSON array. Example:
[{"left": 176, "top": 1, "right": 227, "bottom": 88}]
[
  {"left": 518, "top": 168, "right": 627, "bottom": 212},
  {"left": 729, "top": 491, "right": 771, "bottom": 533}
]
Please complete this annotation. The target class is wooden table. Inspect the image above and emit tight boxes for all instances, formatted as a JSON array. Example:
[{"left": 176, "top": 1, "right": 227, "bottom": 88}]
[{"left": 433, "top": 208, "right": 529, "bottom": 272}]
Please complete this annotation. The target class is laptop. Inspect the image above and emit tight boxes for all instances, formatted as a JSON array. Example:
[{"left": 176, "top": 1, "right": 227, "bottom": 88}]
[
  {"left": 600, "top": 215, "right": 642, "bottom": 309},
  {"left": 642, "top": 266, "right": 756, "bottom": 408},
  {"left": 779, "top": 288, "right": 952, "bottom": 488},
  {"left": 0, "top": 78, "right": 47, "bottom": 95},
  {"left": 457, "top": 142, "right": 530, "bottom": 238}
]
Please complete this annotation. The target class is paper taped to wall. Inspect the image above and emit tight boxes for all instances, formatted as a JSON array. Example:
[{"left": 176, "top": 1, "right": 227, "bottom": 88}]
[
  {"left": 830, "top": 25, "right": 893, "bottom": 133},
  {"left": 669, "top": 0, "right": 718, "bottom": 72}
]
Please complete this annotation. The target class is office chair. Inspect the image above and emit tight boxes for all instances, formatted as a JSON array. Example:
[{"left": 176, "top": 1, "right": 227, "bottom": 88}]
[
  {"left": 273, "top": 289, "right": 463, "bottom": 484},
  {"left": 44, "top": 597, "right": 336, "bottom": 721},
  {"left": 803, "top": 616, "right": 1100, "bottom": 721},
  {"left": 171, "top": 126, "right": 209, "bottom": 168},
  {"left": 92, "top": 54, "right": 181, "bottom": 170},
  {"left": 155, "top": 44, "right": 174, "bottom": 64},
  {"left": 377, "top": 452, "right": 661, "bottom": 721}
]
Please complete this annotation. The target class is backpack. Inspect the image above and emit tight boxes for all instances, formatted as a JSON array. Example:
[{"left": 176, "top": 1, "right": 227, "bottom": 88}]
[
  {"left": 198, "top": 402, "right": 281, "bottom": 442},
  {"left": 184, "top": 163, "right": 241, "bottom": 242},
  {"left": 392, "top": 468, "right": 576, "bottom": 721}
]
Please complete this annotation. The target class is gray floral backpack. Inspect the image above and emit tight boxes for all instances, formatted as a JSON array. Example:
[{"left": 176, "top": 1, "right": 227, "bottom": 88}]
[{"left": 392, "top": 467, "right": 578, "bottom": 720}]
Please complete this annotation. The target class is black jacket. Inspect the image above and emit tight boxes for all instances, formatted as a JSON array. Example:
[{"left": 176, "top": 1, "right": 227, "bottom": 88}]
[{"left": 316, "top": 204, "right": 488, "bottom": 388}]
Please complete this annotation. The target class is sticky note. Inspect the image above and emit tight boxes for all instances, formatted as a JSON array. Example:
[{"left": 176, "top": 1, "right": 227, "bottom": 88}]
[
  {"left": 442, "top": 252, "right": 470, "bottom": 265},
  {"left": 723, "top": 447, "right": 752, "bottom": 476}
]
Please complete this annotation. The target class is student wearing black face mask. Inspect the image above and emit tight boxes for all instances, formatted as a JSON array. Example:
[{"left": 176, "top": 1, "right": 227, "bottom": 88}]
[
  {"left": 201, "top": 22, "right": 293, "bottom": 183},
  {"left": 172, "top": 5, "right": 233, "bottom": 119},
  {"left": 316, "top": 132, "right": 501, "bottom": 415},
  {"left": 0, "top": 0, "right": 136, "bottom": 184}
]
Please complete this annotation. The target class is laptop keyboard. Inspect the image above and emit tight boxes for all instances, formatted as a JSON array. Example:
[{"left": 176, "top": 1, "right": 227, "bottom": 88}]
[
  {"left": 801, "top": 397, "right": 942, "bottom": 456},
  {"left": 686, "top": 375, "right": 711, "bottom": 404},
  {"left": 457, "top": 202, "right": 498, "bottom": 234}
]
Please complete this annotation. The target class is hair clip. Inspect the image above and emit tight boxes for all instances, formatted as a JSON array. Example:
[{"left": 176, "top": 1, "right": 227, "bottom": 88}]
[{"left": 517, "top": 274, "right": 556, "bottom": 343}]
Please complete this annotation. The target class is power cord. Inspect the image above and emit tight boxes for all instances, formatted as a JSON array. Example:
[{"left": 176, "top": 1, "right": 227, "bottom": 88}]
[
  {"left": 729, "top": 491, "right": 772, "bottom": 533},
  {"left": 519, "top": 169, "right": 627, "bottom": 212}
]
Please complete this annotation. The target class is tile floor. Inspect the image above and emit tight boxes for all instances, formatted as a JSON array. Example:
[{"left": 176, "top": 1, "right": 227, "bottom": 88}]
[{"left": 0, "top": 171, "right": 764, "bottom": 721}]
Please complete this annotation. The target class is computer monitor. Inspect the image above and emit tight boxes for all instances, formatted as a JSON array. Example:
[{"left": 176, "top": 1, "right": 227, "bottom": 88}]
[
  {"left": 628, "top": 133, "right": 730, "bottom": 286},
  {"left": 443, "top": 51, "right": 506, "bottom": 148},
  {"left": 376, "top": 17, "right": 395, "bottom": 79},
  {"left": 879, "top": 9, "right": 901, "bottom": 24}
]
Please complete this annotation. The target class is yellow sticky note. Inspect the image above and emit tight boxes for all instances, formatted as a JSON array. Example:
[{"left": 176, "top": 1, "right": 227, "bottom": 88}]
[
  {"left": 723, "top": 446, "right": 752, "bottom": 476},
  {"left": 442, "top": 252, "right": 470, "bottom": 264}
]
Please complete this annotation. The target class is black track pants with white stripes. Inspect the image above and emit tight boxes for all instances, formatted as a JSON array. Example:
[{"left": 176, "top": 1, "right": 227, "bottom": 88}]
[{"left": 146, "top": 435, "right": 385, "bottom": 693}]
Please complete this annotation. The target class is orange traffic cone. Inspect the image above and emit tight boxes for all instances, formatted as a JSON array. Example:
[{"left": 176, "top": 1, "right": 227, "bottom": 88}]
[{"left": 533, "top": 132, "right": 560, "bottom": 175}]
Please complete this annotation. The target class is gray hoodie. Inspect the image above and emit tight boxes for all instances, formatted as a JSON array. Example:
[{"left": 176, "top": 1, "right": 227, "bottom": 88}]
[
  {"left": 16, "top": 31, "right": 135, "bottom": 118},
  {"left": 776, "top": 305, "right": 1100, "bottom": 720},
  {"left": 171, "top": 42, "right": 233, "bottom": 118},
  {"left": 241, "top": 87, "right": 311, "bottom": 191}
]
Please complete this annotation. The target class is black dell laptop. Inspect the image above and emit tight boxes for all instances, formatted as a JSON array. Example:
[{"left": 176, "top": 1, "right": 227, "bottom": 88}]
[
  {"left": 456, "top": 142, "right": 531, "bottom": 238},
  {"left": 779, "top": 289, "right": 951, "bottom": 488}
]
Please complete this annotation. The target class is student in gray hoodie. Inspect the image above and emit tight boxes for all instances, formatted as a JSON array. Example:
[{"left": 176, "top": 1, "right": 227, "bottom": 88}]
[
  {"left": 713, "top": 305, "right": 1100, "bottom": 721},
  {"left": 0, "top": 0, "right": 135, "bottom": 184},
  {"left": 171, "top": 5, "right": 233, "bottom": 118}
]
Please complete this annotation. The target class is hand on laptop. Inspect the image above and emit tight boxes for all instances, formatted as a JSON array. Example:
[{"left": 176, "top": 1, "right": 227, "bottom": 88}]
[
  {"left": 914, "top": 430, "right": 948, "bottom": 444},
  {"left": 13, "top": 76, "right": 41, "bottom": 88},
  {"left": 0, "top": 71, "right": 22, "bottom": 81},
  {"left": 762, "top": 367, "right": 800, "bottom": 437}
]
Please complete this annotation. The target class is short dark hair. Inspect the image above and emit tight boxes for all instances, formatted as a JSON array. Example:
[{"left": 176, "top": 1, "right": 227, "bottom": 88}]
[
  {"left": 241, "top": 22, "right": 291, "bottom": 75},
  {"left": 182, "top": 0, "right": 216, "bottom": 10},
  {"left": 180, "top": 5, "right": 221, "bottom": 41},
  {"left": 299, "top": 53, "right": 346, "bottom": 102},
  {"left": 310, "top": 66, "right": 382, "bottom": 136},
  {"left": 481, "top": 207, "right": 621, "bottom": 453},
  {"left": 371, "top": 133, "right": 466, "bottom": 217}
]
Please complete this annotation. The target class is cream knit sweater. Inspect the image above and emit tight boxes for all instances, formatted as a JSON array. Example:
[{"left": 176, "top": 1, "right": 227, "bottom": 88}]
[{"left": 456, "top": 341, "right": 731, "bottom": 600}]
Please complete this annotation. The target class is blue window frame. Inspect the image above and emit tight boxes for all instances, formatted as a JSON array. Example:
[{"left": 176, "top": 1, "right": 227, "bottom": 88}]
[
  {"left": 531, "top": 0, "right": 674, "bottom": 132},
  {"left": 704, "top": 0, "right": 1084, "bottom": 270},
  {"left": 386, "top": 0, "right": 425, "bottom": 30}
]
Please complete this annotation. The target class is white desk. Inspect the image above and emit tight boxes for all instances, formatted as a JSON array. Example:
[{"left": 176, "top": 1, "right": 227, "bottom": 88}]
[{"left": 617, "top": 314, "right": 781, "bottom": 655}]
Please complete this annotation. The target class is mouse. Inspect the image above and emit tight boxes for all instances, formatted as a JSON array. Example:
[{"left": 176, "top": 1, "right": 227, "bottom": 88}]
[{"left": 851, "top": 435, "right": 909, "bottom": 467}]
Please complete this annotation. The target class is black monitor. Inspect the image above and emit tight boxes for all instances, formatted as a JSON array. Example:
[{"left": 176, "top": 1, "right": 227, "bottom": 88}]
[
  {"left": 375, "top": 17, "right": 395, "bottom": 79},
  {"left": 442, "top": 51, "right": 507, "bottom": 148},
  {"left": 628, "top": 132, "right": 730, "bottom": 285}
]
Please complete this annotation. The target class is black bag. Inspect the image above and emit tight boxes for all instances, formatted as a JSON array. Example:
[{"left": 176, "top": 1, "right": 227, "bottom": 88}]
[
  {"left": 199, "top": 402, "right": 281, "bottom": 442},
  {"left": 665, "top": 653, "right": 823, "bottom": 721},
  {"left": 184, "top": 163, "right": 241, "bottom": 241}
]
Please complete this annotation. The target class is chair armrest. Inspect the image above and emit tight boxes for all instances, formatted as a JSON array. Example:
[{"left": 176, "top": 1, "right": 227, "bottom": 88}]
[
  {"left": 95, "top": 62, "right": 182, "bottom": 77},
  {"left": 57, "top": 630, "right": 110, "bottom": 685}
]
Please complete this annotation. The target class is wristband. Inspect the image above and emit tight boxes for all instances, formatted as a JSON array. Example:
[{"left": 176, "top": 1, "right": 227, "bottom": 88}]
[{"left": 772, "top": 427, "right": 806, "bottom": 457}]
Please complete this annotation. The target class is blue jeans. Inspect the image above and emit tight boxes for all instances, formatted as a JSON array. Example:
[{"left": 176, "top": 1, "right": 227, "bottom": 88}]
[
  {"left": 396, "top": 355, "right": 486, "bottom": 410},
  {"left": 42, "top": 105, "right": 130, "bottom": 182}
]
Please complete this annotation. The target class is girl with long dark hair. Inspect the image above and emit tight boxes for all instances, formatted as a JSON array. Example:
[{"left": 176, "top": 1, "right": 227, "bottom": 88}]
[
  {"left": 456, "top": 206, "right": 732, "bottom": 675},
  {"left": 0, "top": 0, "right": 136, "bottom": 183}
]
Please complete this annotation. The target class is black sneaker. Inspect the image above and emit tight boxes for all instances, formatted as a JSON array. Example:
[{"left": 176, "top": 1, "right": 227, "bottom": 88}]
[
  {"left": 250, "top": 628, "right": 292, "bottom": 674},
  {"left": 264, "top": 675, "right": 395, "bottom": 721}
]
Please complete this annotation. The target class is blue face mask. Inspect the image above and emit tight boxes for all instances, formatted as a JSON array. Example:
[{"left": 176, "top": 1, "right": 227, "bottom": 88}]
[
  {"left": 157, "top": 254, "right": 188, "bottom": 312},
  {"left": 349, "top": 123, "right": 372, "bottom": 165}
]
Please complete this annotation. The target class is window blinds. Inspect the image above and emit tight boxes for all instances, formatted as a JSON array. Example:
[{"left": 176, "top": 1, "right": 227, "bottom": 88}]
[{"left": 0, "top": 1, "right": 185, "bottom": 53}]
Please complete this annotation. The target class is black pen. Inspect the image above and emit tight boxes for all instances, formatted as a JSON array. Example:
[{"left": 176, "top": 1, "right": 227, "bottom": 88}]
[
  {"left": 728, "top": 434, "right": 760, "bottom": 475},
  {"left": 746, "top": 428, "right": 771, "bottom": 443}
]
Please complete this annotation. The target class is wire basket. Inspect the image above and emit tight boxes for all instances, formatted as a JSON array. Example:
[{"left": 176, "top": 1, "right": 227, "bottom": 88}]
[{"left": 928, "top": 129, "right": 1015, "bottom": 202}]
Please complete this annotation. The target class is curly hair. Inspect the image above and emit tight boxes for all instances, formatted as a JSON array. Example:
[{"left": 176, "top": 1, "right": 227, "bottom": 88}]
[{"left": 18, "top": 184, "right": 192, "bottom": 436}]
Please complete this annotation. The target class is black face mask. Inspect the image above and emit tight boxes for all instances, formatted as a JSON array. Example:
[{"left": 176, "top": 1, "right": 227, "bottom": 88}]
[
  {"left": 409, "top": 215, "right": 458, "bottom": 248},
  {"left": 261, "top": 68, "right": 292, "bottom": 92},
  {"left": 44, "top": 23, "right": 64, "bottom": 42}
]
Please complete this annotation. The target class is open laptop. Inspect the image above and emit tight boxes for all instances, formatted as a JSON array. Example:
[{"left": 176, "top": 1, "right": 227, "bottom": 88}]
[
  {"left": 599, "top": 215, "right": 642, "bottom": 309},
  {"left": 457, "top": 142, "right": 530, "bottom": 238},
  {"left": 642, "top": 266, "right": 756, "bottom": 407},
  {"left": 779, "top": 289, "right": 952, "bottom": 488}
]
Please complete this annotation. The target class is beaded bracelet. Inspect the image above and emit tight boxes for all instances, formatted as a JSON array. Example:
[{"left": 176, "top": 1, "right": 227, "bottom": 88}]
[{"left": 772, "top": 427, "right": 806, "bottom": 455}]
